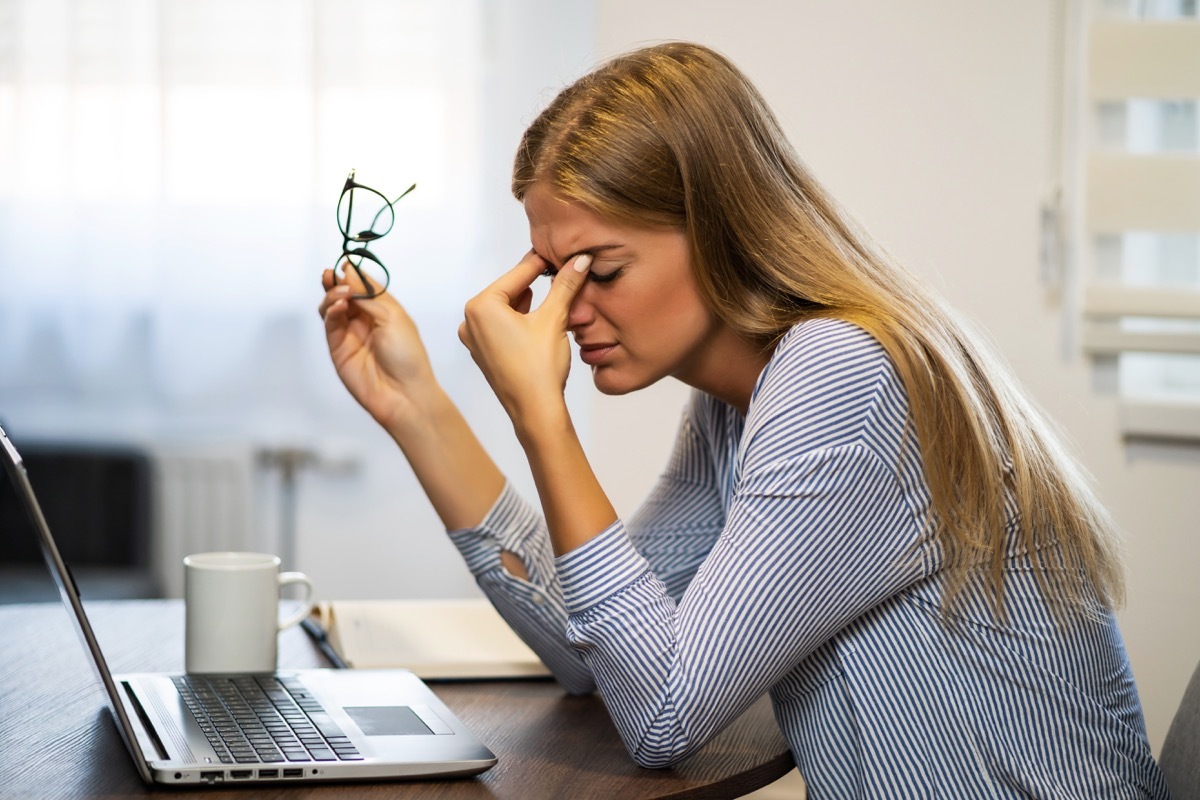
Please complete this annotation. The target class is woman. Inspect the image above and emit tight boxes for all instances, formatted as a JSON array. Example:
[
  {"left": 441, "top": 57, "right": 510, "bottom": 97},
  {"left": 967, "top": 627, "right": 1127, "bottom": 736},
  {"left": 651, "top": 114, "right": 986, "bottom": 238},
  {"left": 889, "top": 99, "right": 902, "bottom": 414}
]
[{"left": 320, "top": 42, "right": 1167, "bottom": 797}]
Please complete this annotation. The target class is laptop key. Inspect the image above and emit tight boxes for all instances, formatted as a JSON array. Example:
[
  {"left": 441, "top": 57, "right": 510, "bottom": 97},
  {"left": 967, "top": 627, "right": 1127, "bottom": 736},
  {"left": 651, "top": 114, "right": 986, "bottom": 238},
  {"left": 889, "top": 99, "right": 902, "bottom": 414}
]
[
  {"left": 177, "top": 674, "right": 376, "bottom": 770},
  {"left": 306, "top": 712, "right": 348, "bottom": 739},
  {"left": 307, "top": 748, "right": 338, "bottom": 761}
]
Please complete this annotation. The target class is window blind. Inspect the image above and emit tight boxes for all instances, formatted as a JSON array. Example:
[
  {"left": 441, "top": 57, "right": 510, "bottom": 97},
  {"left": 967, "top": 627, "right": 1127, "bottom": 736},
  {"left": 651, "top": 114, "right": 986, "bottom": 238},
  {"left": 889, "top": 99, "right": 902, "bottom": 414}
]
[{"left": 1076, "top": 0, "right": 1200, "bottom": 443}]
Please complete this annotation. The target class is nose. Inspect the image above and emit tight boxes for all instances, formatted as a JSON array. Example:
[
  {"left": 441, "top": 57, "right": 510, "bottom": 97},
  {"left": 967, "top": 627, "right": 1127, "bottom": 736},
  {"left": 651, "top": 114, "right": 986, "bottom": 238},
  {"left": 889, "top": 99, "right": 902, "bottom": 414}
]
[{"left": 566, "top": 283, "right": 596, "bottom": 331}]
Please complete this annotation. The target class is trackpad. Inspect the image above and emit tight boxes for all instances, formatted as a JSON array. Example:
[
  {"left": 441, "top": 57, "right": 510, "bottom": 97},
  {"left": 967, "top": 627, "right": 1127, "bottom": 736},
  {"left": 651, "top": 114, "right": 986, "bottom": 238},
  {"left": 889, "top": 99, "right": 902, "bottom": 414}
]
[{"left": 344, "top": 706, "right": 432, "bottom": 736}]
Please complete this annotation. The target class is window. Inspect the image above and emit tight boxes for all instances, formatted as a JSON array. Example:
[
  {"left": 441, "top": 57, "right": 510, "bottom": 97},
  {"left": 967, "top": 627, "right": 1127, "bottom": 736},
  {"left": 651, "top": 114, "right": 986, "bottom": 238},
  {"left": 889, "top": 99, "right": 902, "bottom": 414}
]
[
  {"left": 1067, "top": 0, "right": 1200, "bottom": 442},
  {"left": 0, "top": 0, "right": 595, "bottom": 596},
  {"left": 0, "top": 0, "right": 592, "bottom": 444}
]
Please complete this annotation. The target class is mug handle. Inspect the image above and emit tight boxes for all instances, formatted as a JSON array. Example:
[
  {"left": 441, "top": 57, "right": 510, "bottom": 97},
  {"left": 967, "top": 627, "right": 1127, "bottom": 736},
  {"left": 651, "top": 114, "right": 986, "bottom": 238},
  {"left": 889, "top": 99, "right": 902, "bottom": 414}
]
[{"left": 277, "top": 571, "right": 315, "bottom": 631}]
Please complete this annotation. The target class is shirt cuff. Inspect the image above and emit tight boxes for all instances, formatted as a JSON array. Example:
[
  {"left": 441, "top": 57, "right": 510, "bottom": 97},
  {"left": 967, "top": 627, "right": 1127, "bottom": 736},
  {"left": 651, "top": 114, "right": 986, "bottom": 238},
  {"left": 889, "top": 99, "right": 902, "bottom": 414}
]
[
  {"left": 555, "top": 521, "right": 648, "bottom": 613},
  {"left": 446, "top": 483, "right": 542, "bottom": 576}
]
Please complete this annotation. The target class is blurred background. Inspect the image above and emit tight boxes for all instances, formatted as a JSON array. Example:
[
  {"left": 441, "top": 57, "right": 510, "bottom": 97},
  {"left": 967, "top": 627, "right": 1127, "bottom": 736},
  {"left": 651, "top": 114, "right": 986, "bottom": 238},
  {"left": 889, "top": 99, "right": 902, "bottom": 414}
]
[
  {"left": 0, "top": 0, "right": 595, "bottom": 604},
  {"left": 1, "top": 0, "right": 1197, "bottom": 777}
]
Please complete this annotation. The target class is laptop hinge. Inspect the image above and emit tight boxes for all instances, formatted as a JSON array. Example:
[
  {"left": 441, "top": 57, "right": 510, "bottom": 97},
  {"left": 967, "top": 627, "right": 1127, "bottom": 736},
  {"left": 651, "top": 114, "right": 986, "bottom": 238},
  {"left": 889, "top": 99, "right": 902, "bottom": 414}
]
[{"left": 122, "top": 681, "right": 170, "bottom": 761}]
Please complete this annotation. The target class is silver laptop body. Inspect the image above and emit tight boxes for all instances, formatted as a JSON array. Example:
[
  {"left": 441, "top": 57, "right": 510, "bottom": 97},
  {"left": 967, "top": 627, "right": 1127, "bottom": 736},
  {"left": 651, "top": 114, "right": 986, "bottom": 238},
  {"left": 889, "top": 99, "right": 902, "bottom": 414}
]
[{"left": 0, "top": 423, "right": 497, "bottom": 786}]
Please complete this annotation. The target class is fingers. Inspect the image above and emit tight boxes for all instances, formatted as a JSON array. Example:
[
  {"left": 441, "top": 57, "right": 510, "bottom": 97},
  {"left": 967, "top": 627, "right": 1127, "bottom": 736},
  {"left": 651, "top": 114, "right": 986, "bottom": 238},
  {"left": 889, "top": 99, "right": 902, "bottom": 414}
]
[
  {"left": 540, "top": 253, "right": 592, "bottom": 316},
  {"left": 462, "top": 250, "right": 590, "bottom": 342},
  {"left": 460, "top": 251, "right": 544, "bottom": 338},
  {"left": 483, "top": 250, "right": 550, "bottom": 307},
  {"left": 317, "top": 274, "right": 394, "bottom": 326},
  {"left": 345, "top": 260, "right": 386, "bottom": 296},
  {"left": 324, "top": 258, "right": 386, "bottom": 299},
  {"left": 513, "top": 287, "right": 534, "bottom": 315},
  {"left": 317, "top": 279, "right": 351, "bottom": 319}
]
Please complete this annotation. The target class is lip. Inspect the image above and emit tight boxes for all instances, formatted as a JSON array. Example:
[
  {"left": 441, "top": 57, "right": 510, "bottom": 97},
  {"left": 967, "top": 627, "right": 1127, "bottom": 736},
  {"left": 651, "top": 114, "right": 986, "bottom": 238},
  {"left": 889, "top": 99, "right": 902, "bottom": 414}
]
[{"left": 577, "top": 343, "right": 618, "bottom": 366}]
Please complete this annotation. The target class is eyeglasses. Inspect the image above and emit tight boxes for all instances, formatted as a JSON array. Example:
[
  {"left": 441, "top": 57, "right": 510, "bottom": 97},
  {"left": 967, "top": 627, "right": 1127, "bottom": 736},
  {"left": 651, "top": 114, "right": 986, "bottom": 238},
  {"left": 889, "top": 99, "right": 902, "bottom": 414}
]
[{"left": 333, "top": 169, "right": 416, "bottom": 299}]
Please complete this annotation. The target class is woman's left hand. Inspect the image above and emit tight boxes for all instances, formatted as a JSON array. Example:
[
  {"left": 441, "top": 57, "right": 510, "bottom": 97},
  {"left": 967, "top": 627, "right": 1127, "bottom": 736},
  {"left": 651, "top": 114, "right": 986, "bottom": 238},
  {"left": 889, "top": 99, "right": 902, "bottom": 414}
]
[{"left": 459, "top": 250, "right": 593, "bottom": 424}]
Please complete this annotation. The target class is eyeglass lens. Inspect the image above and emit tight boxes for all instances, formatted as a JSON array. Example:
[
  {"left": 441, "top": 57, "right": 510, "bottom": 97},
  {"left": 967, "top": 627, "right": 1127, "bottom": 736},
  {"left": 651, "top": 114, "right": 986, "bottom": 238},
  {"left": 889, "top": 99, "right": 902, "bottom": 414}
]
[
  {"left": 337, "top": 250, "right": 388, "bottom": 296},
  {"left": 338, "top": 183, "right": 395, "bottom": 243},
  {"left": 335, "top": 181, "right": 394, "bottom": 295}
]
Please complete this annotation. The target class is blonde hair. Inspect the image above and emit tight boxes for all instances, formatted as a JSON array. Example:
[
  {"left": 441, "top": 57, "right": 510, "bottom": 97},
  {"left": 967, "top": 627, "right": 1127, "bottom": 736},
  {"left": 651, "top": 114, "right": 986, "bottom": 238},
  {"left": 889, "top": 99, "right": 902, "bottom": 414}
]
[{"left": 513, "top": 42, "right": 1124, "bottom": 615}]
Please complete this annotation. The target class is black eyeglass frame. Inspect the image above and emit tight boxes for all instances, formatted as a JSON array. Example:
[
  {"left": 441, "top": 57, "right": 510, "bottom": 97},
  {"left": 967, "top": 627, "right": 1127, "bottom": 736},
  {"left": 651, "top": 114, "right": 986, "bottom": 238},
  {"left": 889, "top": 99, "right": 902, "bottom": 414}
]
[{"left": 333, "top": 169, "right": 416, "bottom": 299}]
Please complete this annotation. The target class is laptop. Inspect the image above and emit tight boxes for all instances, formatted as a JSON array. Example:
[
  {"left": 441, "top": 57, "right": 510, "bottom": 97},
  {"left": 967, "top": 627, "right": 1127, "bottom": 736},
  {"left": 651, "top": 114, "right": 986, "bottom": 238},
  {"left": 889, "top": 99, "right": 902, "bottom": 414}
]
[{"left": 0, "top": 423, "right": 498, "bottom": 787}]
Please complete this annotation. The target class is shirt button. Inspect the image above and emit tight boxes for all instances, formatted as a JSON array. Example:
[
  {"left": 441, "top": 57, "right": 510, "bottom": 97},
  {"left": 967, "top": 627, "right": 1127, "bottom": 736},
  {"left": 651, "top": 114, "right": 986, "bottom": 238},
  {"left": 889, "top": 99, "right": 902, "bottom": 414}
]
[{"left": 532, "top": 593, "right": 546, "bottom": 606}]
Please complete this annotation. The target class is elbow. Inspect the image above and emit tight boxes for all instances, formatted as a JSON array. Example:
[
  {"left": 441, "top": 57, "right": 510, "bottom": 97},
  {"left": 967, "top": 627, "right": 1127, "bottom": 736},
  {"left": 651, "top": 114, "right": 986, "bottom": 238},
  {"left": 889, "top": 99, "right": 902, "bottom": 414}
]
[
  {"left": 628, "top": 733, "right": 698, "bottom": 769},
  {"left": 620, "top": 698, "right": 701, "bottom": 768},
  {"left": 630, "top": 751, "right": 675, "bottom": 770},
  {"left": 629, "top": 747, "right": 691, "bottom": 770}
]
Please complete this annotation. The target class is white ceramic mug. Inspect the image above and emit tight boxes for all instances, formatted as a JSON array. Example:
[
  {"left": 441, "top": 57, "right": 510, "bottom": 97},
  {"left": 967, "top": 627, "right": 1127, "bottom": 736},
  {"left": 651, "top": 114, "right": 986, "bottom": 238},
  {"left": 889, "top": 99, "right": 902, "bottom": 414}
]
[{"left": 183, "top": 552, "right": 314, "bottom": 674}]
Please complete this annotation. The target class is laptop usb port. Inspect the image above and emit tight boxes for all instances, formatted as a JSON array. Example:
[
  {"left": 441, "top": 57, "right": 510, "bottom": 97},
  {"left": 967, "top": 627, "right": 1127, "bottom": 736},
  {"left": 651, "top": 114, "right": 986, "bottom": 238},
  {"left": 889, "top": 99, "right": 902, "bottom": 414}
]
[
  {"left": 258, "top": 769, "right": 278, "bottom": 779},
  {"left": 230, "top": 770, "right": 253, "bottom": 779},
  {"left": 283, "top": 768, "right": 303, "bottom": 778}
]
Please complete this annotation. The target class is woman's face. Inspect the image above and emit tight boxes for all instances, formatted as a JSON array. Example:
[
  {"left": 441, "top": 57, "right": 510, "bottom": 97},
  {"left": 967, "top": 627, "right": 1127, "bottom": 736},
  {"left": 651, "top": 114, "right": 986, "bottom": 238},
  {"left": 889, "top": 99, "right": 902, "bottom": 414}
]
[{"left": 523, "top": 182, "right": 726, "bottom": 396}]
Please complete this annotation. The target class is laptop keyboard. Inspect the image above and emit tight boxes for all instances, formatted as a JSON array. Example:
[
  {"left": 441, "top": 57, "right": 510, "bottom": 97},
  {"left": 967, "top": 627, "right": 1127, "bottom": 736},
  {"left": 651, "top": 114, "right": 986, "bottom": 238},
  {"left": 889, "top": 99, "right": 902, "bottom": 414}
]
[{"left": 174, "top": 675, "right": 364, "bottom": 764}]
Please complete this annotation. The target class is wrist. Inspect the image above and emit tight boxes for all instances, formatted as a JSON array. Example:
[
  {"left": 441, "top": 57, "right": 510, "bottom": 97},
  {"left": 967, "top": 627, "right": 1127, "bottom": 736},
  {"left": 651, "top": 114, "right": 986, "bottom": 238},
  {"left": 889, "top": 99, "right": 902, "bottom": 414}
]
[
  {"left": 384, "top": 383, "right": 506, "bottom": 530},
  {"left": 510, "top": 398, "right": 575, "bottom": 451},
  {"left": 383, "top": 380, "right": 452, "bottom": 442}
]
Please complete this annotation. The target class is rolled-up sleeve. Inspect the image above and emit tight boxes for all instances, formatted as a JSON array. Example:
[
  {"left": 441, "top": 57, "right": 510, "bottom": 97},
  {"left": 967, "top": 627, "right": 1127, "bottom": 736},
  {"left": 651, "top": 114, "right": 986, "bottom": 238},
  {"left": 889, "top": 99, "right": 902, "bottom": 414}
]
[{"left": 447, "top": 483, "right": 596, "bottom": 693}]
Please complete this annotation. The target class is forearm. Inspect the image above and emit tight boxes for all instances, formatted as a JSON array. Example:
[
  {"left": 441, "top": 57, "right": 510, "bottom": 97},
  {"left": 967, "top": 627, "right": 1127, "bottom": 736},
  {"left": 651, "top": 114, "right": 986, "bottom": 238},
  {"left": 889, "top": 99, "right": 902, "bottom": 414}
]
[
  {"left": 515, "top": 404, "right": 617, "bottom": 557},
  {"left": 385, "top": 383, "right": 505, "bottom": 531}
]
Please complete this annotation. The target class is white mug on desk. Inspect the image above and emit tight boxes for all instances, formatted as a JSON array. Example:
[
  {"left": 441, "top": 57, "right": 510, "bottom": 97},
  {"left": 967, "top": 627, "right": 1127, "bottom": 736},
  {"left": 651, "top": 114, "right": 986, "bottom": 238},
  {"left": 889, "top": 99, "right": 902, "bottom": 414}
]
[{"left": 183, "top": 552, "right": 314, "bottom": 674}]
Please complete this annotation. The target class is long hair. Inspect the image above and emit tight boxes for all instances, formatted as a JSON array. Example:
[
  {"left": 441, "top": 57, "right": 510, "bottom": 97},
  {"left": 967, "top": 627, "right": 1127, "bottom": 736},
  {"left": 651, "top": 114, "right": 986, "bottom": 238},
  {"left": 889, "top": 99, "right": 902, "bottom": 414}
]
[{"left": 512, "top": 41, "right": 1124, "bottom": 616}]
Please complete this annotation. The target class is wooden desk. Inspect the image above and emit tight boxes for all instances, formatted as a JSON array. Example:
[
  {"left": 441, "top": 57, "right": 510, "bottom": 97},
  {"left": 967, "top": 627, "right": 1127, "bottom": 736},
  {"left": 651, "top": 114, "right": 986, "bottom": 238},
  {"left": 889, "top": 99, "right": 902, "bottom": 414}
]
[{"left": 0, "top": 600, "right": 793, "bottom": 799}]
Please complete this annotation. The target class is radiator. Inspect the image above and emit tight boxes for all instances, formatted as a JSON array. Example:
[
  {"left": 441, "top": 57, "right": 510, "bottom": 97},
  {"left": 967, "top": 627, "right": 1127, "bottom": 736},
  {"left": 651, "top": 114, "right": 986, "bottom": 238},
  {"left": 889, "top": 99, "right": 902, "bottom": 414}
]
[{"left": 148, "top": 443, "right": 259, "bottom": 599}]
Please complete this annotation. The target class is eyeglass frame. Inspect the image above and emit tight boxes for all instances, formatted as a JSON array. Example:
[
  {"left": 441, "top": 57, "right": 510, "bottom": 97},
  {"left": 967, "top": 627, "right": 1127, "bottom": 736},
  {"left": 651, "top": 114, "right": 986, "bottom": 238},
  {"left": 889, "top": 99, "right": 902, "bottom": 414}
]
[{"left": 333, "top": 169, "right": 416, "bottom": 299}]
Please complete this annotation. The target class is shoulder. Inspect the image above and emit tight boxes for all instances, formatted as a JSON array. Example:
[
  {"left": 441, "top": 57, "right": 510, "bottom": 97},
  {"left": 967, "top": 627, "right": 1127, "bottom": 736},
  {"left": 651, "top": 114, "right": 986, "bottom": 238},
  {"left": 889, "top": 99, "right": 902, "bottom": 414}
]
[
  {"left": 754, "top": 317, "right": 894, "bottom": 408},
  {"left": 744, "top": 317, "right": 908, "bottom": 457}
]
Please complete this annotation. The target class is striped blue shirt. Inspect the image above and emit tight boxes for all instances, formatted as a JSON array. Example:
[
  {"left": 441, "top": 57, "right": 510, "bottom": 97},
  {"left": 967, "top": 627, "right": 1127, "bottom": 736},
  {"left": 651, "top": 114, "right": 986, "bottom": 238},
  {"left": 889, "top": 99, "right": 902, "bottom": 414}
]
[{"left": 448, "top": 318, "right": 1168, "bottom": 798}]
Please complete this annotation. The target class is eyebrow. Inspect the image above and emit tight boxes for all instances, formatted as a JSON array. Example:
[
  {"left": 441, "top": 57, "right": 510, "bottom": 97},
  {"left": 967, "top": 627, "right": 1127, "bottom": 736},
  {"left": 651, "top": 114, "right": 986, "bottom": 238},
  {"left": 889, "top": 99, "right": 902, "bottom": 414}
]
[{"left": 538, "top": 243, "right": 625, "bottom": 268}]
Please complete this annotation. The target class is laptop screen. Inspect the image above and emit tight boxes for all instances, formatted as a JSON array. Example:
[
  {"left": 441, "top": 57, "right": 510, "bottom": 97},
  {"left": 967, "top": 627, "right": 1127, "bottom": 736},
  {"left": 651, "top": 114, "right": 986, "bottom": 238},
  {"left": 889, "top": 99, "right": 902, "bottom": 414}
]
[{"left": 0, "top": 423, "right": 155, "bottom": 783}]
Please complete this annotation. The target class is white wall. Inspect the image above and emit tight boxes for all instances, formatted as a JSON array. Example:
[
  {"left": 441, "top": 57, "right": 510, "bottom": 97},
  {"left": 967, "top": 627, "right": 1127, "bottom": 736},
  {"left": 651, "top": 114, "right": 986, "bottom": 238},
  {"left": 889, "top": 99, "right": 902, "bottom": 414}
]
[
  {"left": 587, "top": 0, "right": 1200, "bottom": 755},
  {"left": 276, "top": 2, "right": 598, "bottom": 606}
]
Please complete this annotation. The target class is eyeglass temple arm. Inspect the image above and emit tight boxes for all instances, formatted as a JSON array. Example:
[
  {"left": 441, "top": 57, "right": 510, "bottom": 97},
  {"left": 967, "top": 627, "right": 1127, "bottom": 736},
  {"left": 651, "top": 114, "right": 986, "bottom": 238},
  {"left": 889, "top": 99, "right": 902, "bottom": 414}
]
[
  {"left": 364, "top": 183, "right": 416, "bottom": 231},
  {"left": 391, "top": 183, "right": 416, "bottom": 204}
]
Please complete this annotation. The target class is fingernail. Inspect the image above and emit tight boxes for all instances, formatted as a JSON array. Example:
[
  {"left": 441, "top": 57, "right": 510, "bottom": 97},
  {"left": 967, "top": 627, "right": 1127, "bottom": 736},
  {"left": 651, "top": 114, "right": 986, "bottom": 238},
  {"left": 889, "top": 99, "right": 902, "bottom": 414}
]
[{"left": 573, "top": 253, "right": 592, "bottom": 273}]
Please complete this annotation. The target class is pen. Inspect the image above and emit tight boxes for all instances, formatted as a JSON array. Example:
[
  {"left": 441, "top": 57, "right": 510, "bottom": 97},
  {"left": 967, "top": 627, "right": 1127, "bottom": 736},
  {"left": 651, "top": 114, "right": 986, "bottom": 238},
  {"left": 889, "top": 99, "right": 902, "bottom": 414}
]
[{"left": 300, "top": 617, "right": 350, "bottom": 670}]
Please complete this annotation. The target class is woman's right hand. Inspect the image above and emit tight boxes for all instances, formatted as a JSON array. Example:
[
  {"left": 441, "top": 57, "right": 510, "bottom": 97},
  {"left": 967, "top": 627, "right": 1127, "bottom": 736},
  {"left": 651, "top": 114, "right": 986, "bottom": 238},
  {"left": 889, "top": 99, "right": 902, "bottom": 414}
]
[{"left": 317, "top": 267, "right": 437, "bottom": 432}]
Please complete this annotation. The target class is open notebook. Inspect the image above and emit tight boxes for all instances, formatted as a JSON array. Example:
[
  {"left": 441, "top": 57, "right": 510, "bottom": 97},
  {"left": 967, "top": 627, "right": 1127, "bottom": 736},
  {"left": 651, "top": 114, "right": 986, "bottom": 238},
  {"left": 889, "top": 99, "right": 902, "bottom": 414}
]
[{"left": 311, "top": 598, "right": 551, "bottom": 680}]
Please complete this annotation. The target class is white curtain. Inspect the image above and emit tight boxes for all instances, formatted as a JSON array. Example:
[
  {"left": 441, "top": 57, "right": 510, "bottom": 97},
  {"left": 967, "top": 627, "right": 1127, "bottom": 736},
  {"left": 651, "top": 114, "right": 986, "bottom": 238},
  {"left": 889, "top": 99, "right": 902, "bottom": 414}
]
[
  {"left": 0, "top": 0, "right": 594, "bottom": 447},
  {"left": 0, "top": 0, "right": 597, "bottom": 596}
]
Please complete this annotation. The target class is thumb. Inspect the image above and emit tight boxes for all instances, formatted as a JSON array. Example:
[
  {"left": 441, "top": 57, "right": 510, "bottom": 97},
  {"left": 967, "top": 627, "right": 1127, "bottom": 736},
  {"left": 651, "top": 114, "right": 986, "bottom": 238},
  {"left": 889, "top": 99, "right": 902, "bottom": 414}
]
[{"left": 542, "top": 253, "right": 592, "bottom": 315}]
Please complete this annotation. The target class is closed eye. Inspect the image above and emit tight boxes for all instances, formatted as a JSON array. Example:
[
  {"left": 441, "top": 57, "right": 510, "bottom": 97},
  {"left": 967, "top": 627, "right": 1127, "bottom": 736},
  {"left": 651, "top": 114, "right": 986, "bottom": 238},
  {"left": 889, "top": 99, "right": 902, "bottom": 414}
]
[
  {"left": 587, "top": 268, "right": 621, "bottom": 284},
  {"left": 540, "top": 266, "right": 622, "bottom": 284}
]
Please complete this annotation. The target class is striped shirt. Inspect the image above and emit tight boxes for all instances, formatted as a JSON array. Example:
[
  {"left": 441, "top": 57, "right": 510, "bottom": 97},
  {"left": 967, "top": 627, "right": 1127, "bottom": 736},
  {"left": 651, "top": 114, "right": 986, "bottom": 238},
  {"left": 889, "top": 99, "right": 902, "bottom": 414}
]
[{"left": 448, "top": 318, "right": 1168, "bottom": 798}]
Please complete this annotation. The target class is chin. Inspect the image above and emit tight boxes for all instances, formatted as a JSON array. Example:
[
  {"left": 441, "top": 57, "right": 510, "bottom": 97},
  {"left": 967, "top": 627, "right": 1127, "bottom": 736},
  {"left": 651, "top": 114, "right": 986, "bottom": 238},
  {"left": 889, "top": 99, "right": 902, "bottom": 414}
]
[{"left": 590, "top": 365, "right": 659, "bottom": 396}]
